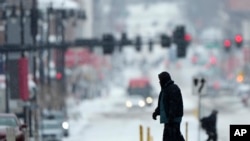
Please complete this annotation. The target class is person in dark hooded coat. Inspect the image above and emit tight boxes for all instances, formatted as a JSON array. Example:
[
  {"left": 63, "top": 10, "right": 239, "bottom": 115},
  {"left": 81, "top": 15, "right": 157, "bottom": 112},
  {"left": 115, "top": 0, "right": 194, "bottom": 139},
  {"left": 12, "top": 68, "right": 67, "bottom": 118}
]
[
  {"left": 200, "top": 110, "right": 218, "bottom": 141},
  {"left": 152, "top": 71, "right": 185, "bottom": 141}
]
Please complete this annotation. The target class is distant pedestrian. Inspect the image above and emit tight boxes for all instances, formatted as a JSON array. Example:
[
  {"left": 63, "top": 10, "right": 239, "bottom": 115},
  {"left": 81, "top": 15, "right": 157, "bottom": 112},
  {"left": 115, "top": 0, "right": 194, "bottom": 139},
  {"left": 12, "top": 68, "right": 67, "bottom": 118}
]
[
  {"left": 200, "top": 110, "right": 218, "bottom": 141},
  {"left": 152, "top": 71, "right": 185, "bottom": 141}
]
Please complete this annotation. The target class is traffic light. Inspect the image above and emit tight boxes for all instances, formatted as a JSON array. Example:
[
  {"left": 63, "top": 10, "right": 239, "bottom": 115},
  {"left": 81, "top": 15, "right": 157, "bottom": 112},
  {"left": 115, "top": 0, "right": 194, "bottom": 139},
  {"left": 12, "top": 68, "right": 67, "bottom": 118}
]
[
  {"left": 173, "top": 25, "right": 188, "bottom": 58},
  {"left": 234, "top": 34, "right": 243, "bottom": 48},
  {"left": 173, "top": 25, "right": 185, "bottom": 44},
  {"left": 121, "top": 32, "right": 128, "bottom": 45},
  {"left": 160, "top": 34, "right": 171, "bottom": 47},
  {"left": 185, "top": 33, "right": 192, "bottom": 46},
  {"left": 176, "top": 40, "right": 187, "bottom": 58},
  {"left": 135, "top": 35, "right": 142, "bottom": 52},
  {"left": 148, "top": 39, "right": 153, "bottom": 52},
  {"left": 55, "top": 50, "right": 65, "bottom": 81},
  {"left": 223, "top": 39, "right": 231, "bottom": 51},
  {"left": 119, "top": 32, "right": 128, "bottom": 52},
  {"left": 56, "top": 72, "right": 63, "bottom": 80},
  {"left": 102, "top": 34, "right": 115, "bottom": 55}
]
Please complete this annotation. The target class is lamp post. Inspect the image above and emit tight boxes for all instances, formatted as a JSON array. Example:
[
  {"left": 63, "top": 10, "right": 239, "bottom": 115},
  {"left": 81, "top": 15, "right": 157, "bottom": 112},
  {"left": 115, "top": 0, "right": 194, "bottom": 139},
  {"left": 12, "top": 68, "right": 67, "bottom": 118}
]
[{"left": 30, "top": 0, "right": 39, "bottom": 140}]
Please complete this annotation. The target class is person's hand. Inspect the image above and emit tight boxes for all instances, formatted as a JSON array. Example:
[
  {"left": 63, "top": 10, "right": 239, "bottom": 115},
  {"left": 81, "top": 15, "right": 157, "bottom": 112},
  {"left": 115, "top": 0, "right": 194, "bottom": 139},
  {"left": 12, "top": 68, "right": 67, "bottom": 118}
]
[{"left": 152, "top": 112, "right": 157, "bottom": 120}]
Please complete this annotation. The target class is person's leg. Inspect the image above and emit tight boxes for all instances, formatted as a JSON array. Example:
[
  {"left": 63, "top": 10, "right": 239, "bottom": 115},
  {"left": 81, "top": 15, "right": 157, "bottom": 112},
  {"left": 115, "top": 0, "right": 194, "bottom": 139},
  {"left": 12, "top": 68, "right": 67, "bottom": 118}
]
[
  {"left": 211, "top": 132, "right": 217, "bottom": 141},
  {"left": 206, "top": 131, "right": 211, "bottom": 141},
  {"left": 163, "top": 123, "right": 185, "bottom": 141},
  {"left": 173, "top": 123, "right": 185, "bottom": 141},
  {"left": 163, "top": 124, "right": 170, "bottom": 141}
]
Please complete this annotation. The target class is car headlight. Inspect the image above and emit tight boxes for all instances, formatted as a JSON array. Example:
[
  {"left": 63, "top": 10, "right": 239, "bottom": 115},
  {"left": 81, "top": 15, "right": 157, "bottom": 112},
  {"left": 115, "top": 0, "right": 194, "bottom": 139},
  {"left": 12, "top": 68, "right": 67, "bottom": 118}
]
[
  {"left": 146, "top": 97, "right": 153, "bottom": 104},
  {"left": 126, "top": 101, "right": 133, "bottom": 108},
  {"left": 62, "top": 122, "right": 69, "bottom": 130},
  {"left": 138, "top": 100, "right": 145, "bottom": 107}
]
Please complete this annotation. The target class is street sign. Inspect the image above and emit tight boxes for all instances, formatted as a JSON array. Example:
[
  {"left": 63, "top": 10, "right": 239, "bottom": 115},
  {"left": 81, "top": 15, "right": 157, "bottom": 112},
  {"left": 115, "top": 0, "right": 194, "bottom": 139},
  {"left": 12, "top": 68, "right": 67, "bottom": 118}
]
[
  {"left": 193, "top": 76, "right": 207, "bottom": 141},
  {"left": 192, "top": 76, "right": 207, "bottom": 96}
]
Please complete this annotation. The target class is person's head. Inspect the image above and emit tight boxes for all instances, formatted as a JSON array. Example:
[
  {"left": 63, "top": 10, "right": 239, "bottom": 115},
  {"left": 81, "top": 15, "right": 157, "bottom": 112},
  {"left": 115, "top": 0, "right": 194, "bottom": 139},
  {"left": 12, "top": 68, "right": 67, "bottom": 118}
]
[
  {"left": 158, "top": 71, "right": 171, "bottom": 88},
  {"left": 212, "top": 109, "right": 218, "bottom": 115}
]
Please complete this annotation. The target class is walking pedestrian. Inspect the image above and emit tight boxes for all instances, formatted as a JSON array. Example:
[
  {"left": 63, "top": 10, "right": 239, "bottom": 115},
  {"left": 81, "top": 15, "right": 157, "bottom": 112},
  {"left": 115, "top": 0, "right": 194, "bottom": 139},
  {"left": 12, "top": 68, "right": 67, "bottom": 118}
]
[
  {"left": 152, "top": 71, "right": 185, "bottom": 141},
  {"left": 200, "top": 110, "right": 218, "bottom": 141}
]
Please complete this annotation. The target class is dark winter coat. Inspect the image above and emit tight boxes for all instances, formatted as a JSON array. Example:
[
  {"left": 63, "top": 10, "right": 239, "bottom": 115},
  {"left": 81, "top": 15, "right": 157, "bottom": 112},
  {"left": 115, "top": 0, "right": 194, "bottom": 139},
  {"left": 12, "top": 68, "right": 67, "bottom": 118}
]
[
  {"left": 201, "top": 111, "right": 217, "bottom": 132},
  {"left": 154, "top": 80, "right": 184, "bottom": 124}
]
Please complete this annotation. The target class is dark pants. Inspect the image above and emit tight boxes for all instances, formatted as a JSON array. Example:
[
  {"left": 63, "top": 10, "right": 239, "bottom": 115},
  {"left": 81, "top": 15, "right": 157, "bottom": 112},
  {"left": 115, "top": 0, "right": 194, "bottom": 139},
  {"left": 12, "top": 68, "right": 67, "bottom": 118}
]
[
  {"left": 206, "top": 130, "right": 217, "bottom": 141},
  {"left": 163, "top": 123, "right": 185, "bottom": 141}
]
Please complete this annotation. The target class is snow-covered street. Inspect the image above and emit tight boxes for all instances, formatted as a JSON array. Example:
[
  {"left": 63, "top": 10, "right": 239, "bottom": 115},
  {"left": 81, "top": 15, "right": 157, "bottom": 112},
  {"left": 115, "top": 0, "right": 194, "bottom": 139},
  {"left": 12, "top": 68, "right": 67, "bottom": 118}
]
[
  {"left": 1, "top": 1, "right": 249, "bottom": 141},
  {"left": 62, "top": 43, "right": 250, "bottom": 141},
  {"left": 63, "top": 45, "right": 211, "bottom": 141},
  {"left": 64, "top": 86, "right": 205, "bottom": 141}
]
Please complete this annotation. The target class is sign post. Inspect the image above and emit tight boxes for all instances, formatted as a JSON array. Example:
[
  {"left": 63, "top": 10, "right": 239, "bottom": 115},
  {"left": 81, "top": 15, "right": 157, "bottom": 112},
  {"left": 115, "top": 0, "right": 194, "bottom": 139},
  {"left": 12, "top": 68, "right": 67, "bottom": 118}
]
[{"left": 193, "top": 76, "right": 207, "bottom": 141}]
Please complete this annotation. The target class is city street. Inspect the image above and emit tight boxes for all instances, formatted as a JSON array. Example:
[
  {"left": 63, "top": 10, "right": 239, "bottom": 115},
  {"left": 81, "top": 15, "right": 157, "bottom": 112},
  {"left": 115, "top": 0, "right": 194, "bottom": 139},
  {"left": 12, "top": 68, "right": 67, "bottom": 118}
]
[{"left": 0, "top": 0, "right": 250, "bottom": 141}]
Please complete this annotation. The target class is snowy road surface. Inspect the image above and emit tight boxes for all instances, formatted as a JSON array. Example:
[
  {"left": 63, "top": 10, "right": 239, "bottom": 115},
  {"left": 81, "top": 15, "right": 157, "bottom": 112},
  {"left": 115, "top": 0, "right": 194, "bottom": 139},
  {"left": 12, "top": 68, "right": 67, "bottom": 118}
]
[
  {"left": 64, "top": 84, "right": 209, "bottom": 141},
  {"left": 62, "top": 45, "right": 248, "bottom": 141}
]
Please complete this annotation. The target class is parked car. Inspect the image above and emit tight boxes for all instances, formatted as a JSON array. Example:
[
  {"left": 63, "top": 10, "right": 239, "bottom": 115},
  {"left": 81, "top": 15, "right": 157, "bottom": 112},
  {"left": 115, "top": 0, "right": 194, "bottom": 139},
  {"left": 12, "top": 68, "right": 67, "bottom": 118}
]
[
  {"left": 40, "top": 119, "right": 63, "bottom": 141},
  {"left": 0, "top": 113, "right": 27, "bottom": 141}
]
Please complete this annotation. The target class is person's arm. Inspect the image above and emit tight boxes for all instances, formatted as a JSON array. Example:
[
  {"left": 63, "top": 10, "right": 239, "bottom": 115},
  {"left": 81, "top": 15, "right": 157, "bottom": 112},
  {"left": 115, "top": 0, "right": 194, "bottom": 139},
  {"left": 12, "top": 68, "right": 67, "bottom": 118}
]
[
  {"left": 154, "top": 92, "right": 161, "bottom": 115},
  {"left": 152, "top": 92, "right": 161, "bottom": 120}
]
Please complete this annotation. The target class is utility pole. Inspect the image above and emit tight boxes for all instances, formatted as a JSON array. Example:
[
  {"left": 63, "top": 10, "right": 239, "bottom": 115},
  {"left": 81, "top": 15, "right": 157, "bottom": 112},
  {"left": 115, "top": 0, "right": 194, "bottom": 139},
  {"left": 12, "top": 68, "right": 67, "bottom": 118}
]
[
  {"left": 4, "top": 9, "right": 9, "bottom": 113},
  {"left": 31, "top": 0, "right": 39, "bottom": 140},
  {"left": 55, "top": 9, "right": 67, "bottom": 110}
]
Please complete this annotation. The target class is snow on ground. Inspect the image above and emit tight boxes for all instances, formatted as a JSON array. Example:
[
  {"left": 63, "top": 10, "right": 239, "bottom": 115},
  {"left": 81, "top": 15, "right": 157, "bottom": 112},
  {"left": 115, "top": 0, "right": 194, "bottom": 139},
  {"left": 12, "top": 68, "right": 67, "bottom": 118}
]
[{"left": 64, "top": 83, "right": 209, "bottom": 141}]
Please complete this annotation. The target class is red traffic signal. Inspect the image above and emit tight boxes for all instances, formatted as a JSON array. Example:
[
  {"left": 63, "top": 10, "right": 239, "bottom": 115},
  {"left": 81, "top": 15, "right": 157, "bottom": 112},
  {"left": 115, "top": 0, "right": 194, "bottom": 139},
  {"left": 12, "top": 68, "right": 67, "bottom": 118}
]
[
  {"left": 185, "top": 34, "right": 192, "bottom": 42},
  {"left": 234, "top": 34, "right": 243, "bottom": 48},
  {"left": 235, "top": 34, "right": 243, "bottom": 43},
  {"left": 56, "top": 72, "right": 62, "bottom": 80},
  {"left": 223, "top": 39, "right": 231, "bottom": 49}
]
